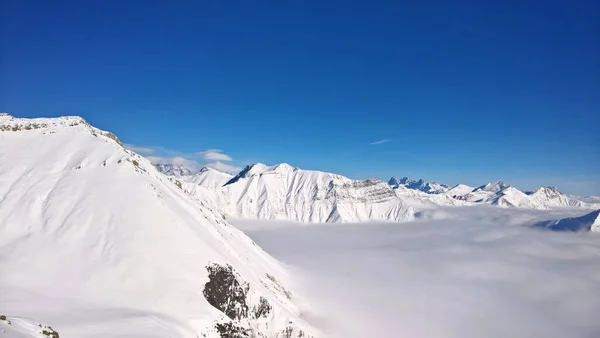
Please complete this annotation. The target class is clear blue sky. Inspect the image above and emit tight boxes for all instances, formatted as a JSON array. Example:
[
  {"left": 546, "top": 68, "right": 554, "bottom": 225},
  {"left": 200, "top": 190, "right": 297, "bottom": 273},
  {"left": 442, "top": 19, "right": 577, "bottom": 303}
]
[{"left": 1, "top": 0, "right": 599, "bottom": 195}]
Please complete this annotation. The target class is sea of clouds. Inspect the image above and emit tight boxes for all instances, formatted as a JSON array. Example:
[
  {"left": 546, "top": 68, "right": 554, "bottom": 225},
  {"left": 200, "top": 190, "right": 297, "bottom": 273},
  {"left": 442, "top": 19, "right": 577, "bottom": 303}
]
[{"left": 233, "top": 206, "right": 600, "bottom": 338}]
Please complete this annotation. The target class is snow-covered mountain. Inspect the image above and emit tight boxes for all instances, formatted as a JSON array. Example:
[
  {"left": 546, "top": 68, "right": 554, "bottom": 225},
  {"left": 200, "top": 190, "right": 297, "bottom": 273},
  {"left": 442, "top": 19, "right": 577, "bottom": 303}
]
[
  {"left": 446, "top": 180, "right": 600, "bottom": 209},
  {"left": 388, "top": 176, "right": 449, "bottom": 194},
  {"left": 185, "top": 163, "right": 416, "bottom": 223},
  {"left": 176, "top": 161, "right": 600, "bottom": 223},
  {"left": 184, "top": 166, "right": 234, "bottom": 189},
  {"left": 532, "top": 209, "right": 600, "bottom": 232},
  {"left": 526, "top": 186, "right": 594, "bottom": 208},
  {"left": 0, "top": 114, "right": 318, "bottom": 338},
  {"left": 154, "top": 163, "right": 194, "bottom": 176}
]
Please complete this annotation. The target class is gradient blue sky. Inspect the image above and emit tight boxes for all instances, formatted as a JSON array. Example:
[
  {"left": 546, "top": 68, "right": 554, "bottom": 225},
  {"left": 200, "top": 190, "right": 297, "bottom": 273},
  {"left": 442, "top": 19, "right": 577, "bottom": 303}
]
[{"left": 1, "top": 0, "right": 599, "bottom": 195}]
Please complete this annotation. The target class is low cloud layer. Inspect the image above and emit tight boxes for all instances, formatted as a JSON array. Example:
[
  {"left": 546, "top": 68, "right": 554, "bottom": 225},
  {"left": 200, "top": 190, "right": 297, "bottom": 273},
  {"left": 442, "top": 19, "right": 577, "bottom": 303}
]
[{"left": 234, "top": 207, "right": 600, "bottom": 338}]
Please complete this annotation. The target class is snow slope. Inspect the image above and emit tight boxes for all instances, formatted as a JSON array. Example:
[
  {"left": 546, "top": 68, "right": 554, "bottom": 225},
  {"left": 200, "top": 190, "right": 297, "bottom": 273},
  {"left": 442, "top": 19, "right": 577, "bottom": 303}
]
[
  {"left": 0, "top": 316, "right": 59, "bottom": 338},
  {"left": 187, "top": 163, "right": 415, "bottom": 223},
  {"left": 532, "top": 209, "right": 600, "bottom": 232},
  {"left": 0, "top": 114, "right": 318, "bottom": 338}
]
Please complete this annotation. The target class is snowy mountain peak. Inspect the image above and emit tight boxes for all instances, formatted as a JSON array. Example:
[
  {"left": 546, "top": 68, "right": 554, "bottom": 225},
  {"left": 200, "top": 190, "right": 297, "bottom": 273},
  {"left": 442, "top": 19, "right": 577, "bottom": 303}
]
[
  {"left": 528, "top": 186, "right": 562, "bottom": 196},
  {"left": 197, "top": 166, "right": 231, "bottom": 175},
  {"left": 475, "top": 180, "right": 509, "bottom": 193},
  {"left": 389, "top": 176, "right": 413, "bottom": 187},
  {"left": 225, "top": 163, "right": 297, "bottom": 186},
  {"left": 154, "top": 163, "right": 193, "bottom": 176}
]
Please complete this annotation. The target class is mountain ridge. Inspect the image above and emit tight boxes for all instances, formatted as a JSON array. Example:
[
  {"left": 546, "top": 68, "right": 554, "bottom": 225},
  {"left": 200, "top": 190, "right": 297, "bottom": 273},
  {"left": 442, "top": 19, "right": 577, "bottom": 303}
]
[
  {"left": 0, "top": 114, "right": 319, "bottom": 337},
  {"left": 164, "top": 161, "right": 600, "bottom": 217}
]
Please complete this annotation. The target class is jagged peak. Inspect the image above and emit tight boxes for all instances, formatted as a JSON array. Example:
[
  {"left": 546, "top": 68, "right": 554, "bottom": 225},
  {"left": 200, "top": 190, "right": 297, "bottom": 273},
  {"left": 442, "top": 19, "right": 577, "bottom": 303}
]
[{"left": 399, "top": 176, "right": 412, "bottom": 184}]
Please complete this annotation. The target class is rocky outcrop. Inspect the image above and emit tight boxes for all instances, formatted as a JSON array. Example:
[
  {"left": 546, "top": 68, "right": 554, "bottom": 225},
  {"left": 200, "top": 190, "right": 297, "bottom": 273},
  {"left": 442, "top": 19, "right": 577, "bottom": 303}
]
[{"left": 203, "top": 263, "right": 312, "bottom": 338}]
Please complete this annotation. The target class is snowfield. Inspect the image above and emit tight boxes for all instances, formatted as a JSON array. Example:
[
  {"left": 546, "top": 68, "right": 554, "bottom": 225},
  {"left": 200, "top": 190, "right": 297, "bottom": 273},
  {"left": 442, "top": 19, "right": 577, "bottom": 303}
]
[{"left": 233, "top": 207, "right": 600, "bottom": 338}]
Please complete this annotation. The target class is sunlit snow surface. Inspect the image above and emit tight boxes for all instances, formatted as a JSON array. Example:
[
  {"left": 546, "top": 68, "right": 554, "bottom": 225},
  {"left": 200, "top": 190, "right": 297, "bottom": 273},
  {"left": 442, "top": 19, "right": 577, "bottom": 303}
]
[{"left": 233, "top": 206, "right": 600, "bottom": 338}]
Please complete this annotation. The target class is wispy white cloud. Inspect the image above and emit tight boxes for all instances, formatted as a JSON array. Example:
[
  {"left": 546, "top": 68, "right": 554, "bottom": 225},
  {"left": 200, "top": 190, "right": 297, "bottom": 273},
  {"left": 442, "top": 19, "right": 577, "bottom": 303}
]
[
  {"left": 196, "top": 149, "right": 233, "bottom": 162},
  {"left": 369, "top": 139, "right": 390, "bottom": 145},
  {"left": 207, "top": 161, "right": 242, "bottom": 174},
  {"left": 124, "top": 144, "right": 156, "bottom": 155},
  {"left": 133, "top": 145, "right": 242, "bottom": 174},
  {"left": 146, "top": 156, "right": 204, "bottom": 171}
]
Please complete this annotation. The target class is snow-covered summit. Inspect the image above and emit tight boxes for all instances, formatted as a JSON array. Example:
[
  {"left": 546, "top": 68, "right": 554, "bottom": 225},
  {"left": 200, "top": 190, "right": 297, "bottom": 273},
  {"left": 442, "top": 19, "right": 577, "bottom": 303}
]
[
  {"left": 183, "top": 166, "right": 234, "bottom": 190},
  {"left": 224, "top": 163, "right": 297, "bottom": 186},
  {"left": 473, "top": 180, "right": 509, "bottom": 193}
]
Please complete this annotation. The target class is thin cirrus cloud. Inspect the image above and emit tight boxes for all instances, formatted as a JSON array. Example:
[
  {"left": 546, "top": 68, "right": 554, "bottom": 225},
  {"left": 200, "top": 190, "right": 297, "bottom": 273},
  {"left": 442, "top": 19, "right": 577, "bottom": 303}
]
[{"left": 369, "top": 139, "right": 390, "bottom": 145}]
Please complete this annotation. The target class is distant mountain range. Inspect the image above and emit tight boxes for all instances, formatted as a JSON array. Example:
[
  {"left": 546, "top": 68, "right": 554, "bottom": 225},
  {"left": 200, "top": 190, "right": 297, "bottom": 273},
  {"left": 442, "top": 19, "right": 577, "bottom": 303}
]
[{"left": 155, "top": 162, "right": 600, "bottom": 223}]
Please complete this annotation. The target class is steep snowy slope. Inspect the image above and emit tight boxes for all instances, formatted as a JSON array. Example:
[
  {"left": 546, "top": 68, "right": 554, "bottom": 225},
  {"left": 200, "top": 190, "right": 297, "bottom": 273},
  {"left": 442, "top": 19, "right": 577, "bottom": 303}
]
[
  {"left": 154, "top": 163, "right": 193, "bottom": 176},
  {"left": 0, "top": 114, "right": 318, "bottom": 338},
  {"left": 192, "top": 163, "right": 415, "bottom": 223},
  {"left": 532, "top": 209, "right": 600, "bottom": 232}
]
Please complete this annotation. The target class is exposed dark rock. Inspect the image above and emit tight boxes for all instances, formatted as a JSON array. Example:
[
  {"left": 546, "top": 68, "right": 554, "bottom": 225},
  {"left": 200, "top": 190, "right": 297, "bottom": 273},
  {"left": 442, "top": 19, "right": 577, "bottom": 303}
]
[
  {"left": 254, "top": 296, "right": 272, "bottom": 318},
  {"left": 204, "top": 263, "right": 312, "bottom": 338},
  {"left": 204, "top": 263, "right": 250, "bottom": 320},
  {"left": 40, "top": 325, "right": 59, "bottom": 338},
  {"left": 215, "top": 322, "right": 252, "bottom": 338}
]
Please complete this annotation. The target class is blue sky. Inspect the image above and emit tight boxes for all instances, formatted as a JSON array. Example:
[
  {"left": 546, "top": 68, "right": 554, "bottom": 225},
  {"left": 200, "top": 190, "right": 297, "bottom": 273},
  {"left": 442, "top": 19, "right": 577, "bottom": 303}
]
[{"left": 1, "top": 0, "right": 599, "bottom": 195}]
